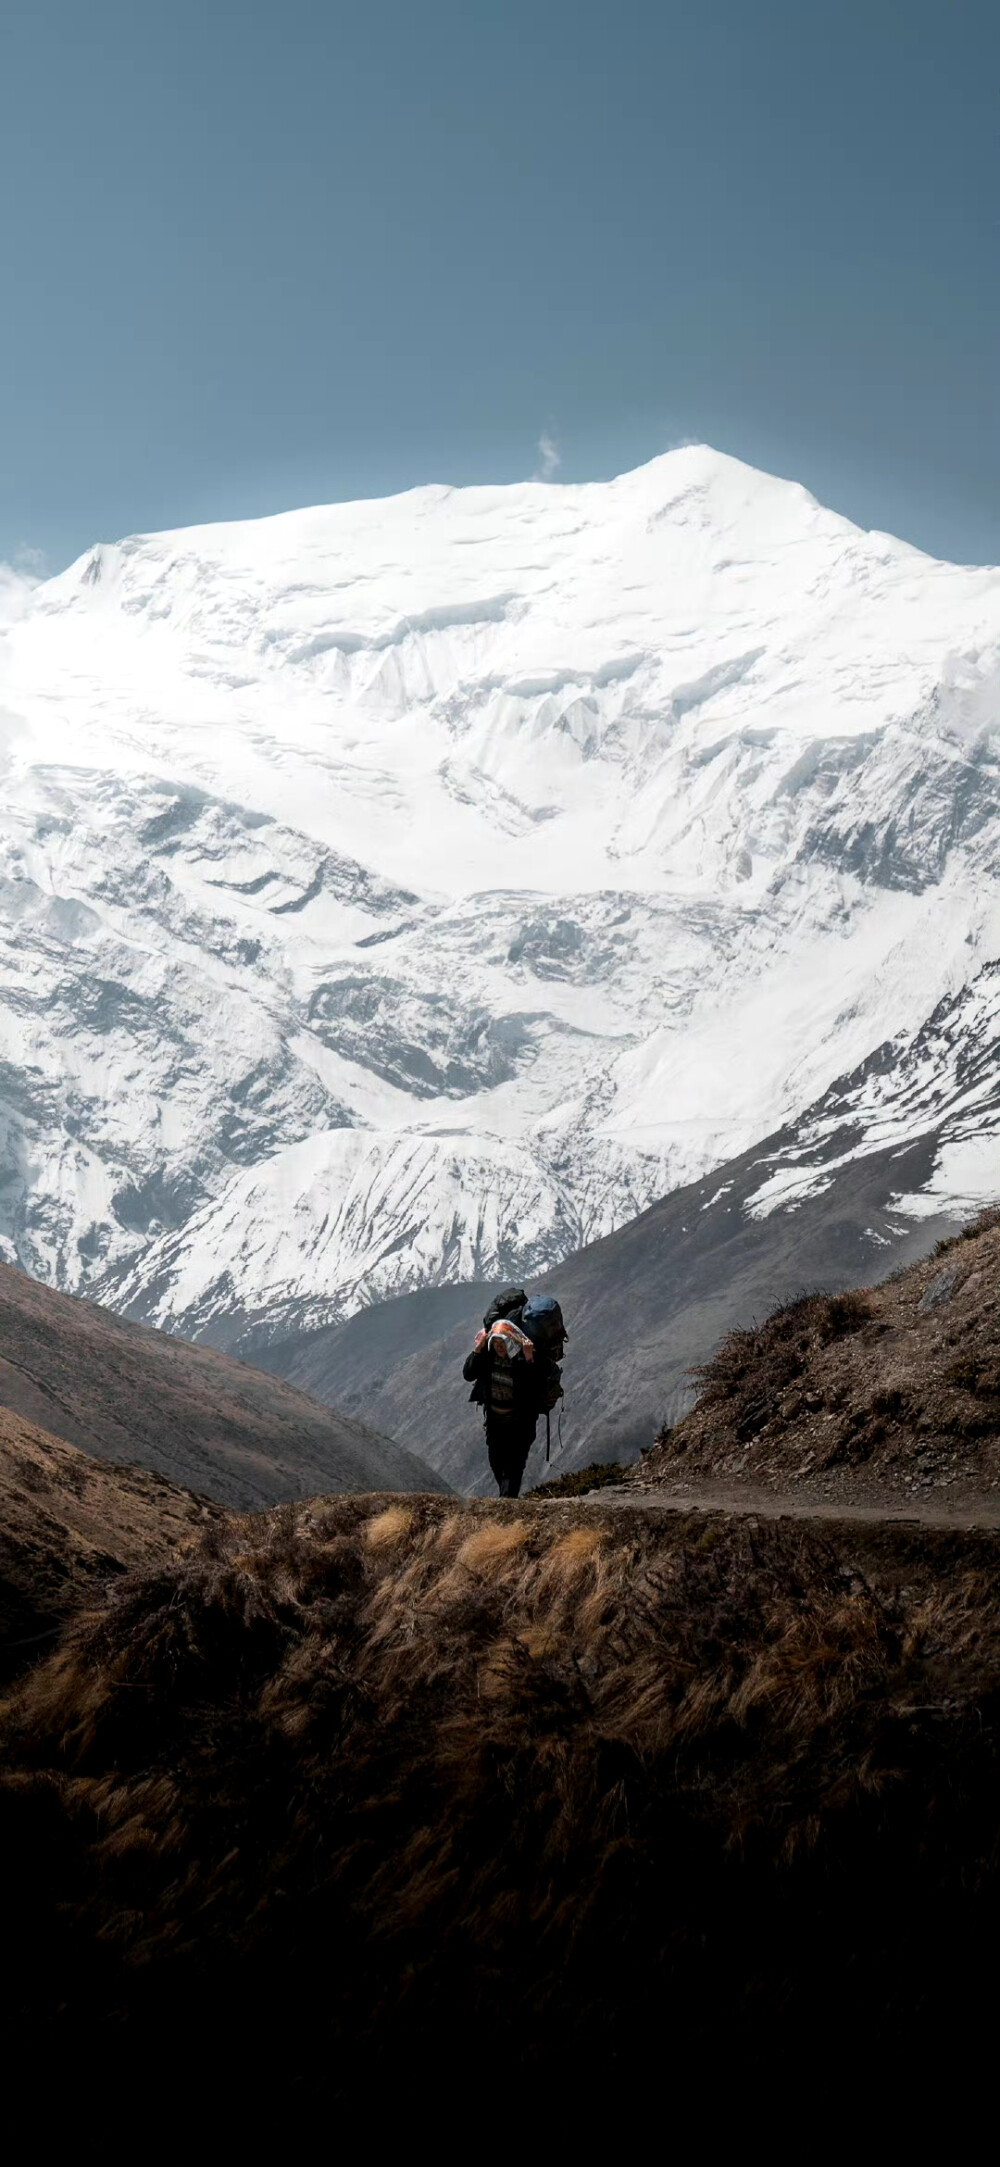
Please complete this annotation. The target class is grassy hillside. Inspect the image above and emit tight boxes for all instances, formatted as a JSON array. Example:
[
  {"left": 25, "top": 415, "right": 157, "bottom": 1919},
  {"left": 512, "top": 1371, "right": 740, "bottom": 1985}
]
[
  {"left": 5, "top": 1487, "right": 1000, "bottom": 2112},
  {"left": 633, "top": 1205, "right": 1000, "bottom": 1511},
  {"left": 6, "top": 1213, "right": 1000, "bottom": 2115},
  {"left": 0, "top": 1403, "right": 224, "bottom": 1685}
]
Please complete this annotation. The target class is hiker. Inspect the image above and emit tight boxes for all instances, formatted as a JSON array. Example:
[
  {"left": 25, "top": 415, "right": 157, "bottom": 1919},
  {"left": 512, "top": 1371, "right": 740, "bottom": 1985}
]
[{"left": 462, "top": 1287, "right": 566, "bottom": 1498}]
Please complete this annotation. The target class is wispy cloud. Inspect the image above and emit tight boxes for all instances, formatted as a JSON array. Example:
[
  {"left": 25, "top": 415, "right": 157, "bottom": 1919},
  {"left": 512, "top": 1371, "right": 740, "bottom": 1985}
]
[
  {"left": 12, "top": 542, "right": 47, "bottom": 576},
  {"left": 533, "top": 431, "right": 561, "bottom": 482},
  {"left": 0, "top": 546, "right": 46, "bottom": 624}
]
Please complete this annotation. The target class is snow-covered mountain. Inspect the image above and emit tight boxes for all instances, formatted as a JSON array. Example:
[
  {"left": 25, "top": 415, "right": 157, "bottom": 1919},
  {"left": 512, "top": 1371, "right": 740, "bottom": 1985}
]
[
  {"left": 741, "top": 957, "right": 1000, "bottom": 1229},
  {"left": 0, "top": 446, "right": 997, "bottom": 1347}
]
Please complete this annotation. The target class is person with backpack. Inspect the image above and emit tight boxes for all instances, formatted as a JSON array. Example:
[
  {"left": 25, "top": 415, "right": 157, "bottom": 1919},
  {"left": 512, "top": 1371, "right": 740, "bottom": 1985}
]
[{"left": 462, "top": 1287, "right": 566, "bottom": 1498}]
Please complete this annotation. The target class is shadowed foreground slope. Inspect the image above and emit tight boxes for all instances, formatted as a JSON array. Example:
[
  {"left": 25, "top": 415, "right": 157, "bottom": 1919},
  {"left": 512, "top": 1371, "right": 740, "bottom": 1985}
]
[
  {"left": 5, "top": 1490, "right": 1000, "bottom": 2114},
  {"left": 0, "top": 1405, "right": 224, "bottom": 1685},
  {"left": 0, "top": 1262, "right": 448, "bottom": 1509}
]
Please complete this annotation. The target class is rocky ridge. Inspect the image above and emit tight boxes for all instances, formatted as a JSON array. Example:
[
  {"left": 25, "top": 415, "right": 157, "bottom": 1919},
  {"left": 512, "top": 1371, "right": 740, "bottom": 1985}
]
[{"left": 627, "top": 1206, "right": 1000, "bottom": 1512}]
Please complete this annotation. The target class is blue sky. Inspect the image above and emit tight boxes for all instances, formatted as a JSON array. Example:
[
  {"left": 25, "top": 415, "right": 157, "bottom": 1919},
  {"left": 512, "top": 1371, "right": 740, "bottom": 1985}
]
[{"left": 1, "top": 0, "right": 997, "bottom": 569}]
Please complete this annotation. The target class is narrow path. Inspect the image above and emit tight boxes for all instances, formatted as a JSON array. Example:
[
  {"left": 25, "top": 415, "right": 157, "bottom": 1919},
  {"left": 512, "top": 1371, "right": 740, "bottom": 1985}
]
[{"left": 572, "top": 1481, "right": 1000, "bottom": 1532}]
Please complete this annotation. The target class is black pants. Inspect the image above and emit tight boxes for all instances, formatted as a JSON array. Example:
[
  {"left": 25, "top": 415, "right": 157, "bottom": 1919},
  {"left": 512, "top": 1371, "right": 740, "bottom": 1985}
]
[{"left": 486, "top": 1417, "right": 536, "bottom": 1499}]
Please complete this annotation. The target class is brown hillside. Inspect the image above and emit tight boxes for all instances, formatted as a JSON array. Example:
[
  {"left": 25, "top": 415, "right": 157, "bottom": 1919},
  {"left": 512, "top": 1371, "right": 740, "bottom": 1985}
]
[
  {"left": 4, "top": 1490, "right": 1000, "bottom": 2116},
  {"left": 0, "top": 1261, "right": 449, "bottom": 1509},
  {"left": 630, "top": 1205, "right": 1000, "bottom": 1512},
  {"left": 0, "top": 1405, "right": 223, "bottom": 1683}
]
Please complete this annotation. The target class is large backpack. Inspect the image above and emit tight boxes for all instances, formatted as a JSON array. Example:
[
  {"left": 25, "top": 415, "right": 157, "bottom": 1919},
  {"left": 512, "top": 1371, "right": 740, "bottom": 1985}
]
[
  {"left": 482, "top": 1286, "right": 527, "bottom": 1331},
  {"left": 521, "top": 1294, "right": 566, "bottom": 1359},
  {"left": 463, "top": 1288, "right": 566, "bottom": 1442}
]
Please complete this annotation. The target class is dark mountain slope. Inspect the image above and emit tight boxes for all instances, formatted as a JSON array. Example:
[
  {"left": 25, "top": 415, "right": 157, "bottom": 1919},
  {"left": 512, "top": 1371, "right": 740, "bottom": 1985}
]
[
  {"left": 258, "top": 1133, "right": 954, "bottom": 1494},
  {"left": 0, "top": 1263, "right": 449, "bottom": 1510},
  {"left": 266, "top": 1278, "right": 493, "bottom": 1412}
]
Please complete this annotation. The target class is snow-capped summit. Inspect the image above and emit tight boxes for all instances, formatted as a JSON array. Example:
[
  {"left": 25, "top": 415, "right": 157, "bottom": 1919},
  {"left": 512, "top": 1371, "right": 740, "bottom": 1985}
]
[{"left": 0, "top": 447, "right": 997, "bottom": 1344}]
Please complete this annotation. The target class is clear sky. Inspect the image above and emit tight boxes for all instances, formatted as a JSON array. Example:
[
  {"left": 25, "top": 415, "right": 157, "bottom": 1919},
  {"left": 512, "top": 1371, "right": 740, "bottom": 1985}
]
[{"left": 2, "top": 0, "right": 997, "bottom": 571}]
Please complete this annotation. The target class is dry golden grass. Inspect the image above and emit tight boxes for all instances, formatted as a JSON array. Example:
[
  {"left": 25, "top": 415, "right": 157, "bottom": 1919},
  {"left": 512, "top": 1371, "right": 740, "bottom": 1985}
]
[
  {"left": 454, "top": 1520, "right": 528, "bottom": 1571},
  {"left": 363, "top": 1504, "right": 415, "bottom": 1549},
  {"left": 540, "top": 1525, "right": 602, "bottom": 1577},
  {"left": 4, "top": 1492, "right": 1000, "bottom": 2113}
]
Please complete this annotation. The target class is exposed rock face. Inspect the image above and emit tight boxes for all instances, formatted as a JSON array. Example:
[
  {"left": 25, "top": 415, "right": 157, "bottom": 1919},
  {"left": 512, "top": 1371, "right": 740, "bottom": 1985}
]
[{"left": 0, "top": 447, "right": 996, "bottom": 1350}]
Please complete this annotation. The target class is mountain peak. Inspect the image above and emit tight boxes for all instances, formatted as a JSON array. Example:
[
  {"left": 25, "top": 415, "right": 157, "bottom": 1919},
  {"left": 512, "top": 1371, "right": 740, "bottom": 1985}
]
[
  {"left": 0, "top": 445, "right": 996, "bottom": 1349},
  {"left": 50, "top": 442, "right": 875, "bottom": 585}
]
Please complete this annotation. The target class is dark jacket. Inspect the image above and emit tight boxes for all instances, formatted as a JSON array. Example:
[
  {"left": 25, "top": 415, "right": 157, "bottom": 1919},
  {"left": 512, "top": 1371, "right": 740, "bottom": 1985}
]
[{"left": 463, "top": 1336, "right": 562, "bottom": 1422}]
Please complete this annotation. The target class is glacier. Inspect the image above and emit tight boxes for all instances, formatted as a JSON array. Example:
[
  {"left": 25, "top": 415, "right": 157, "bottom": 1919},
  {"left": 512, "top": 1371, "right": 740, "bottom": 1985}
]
[{"left": 0, "top": 444, "right": 997, "bottom": 1347}]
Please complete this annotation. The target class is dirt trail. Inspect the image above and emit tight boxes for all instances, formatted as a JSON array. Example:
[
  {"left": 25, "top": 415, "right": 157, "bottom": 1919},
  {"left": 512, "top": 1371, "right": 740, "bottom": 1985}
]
[{"left": 575, "top": 1481, "right": 1000, "bottom": 1531}]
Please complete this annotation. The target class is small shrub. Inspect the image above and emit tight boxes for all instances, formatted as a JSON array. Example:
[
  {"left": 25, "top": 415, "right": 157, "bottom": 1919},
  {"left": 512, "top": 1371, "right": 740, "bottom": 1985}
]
[
  {"left": 691, "top": 1288, "right": 877, "bottom": 1446},
  {"left": 693, "top": 1295, "right": 832, "bottom": 1441},
  {"left": 820, "top": 1290, "right": 874, "bottom": 1340},
  {"left": 962, "top": 1202, "right": 1000, "bottom": 1240},
  {"left": 530, "top": 1460, "right": 630, "bottom": 1498},
  {"left": 946, "top": 1357, "right": 1000, "bottom": 1401}
]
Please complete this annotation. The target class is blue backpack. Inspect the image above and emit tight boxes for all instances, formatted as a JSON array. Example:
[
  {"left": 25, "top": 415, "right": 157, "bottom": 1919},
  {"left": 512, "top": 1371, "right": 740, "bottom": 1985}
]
[{"left": 522, "top": 1295, "right": 567, "bottom": 1358}]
